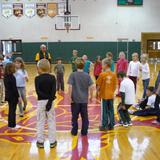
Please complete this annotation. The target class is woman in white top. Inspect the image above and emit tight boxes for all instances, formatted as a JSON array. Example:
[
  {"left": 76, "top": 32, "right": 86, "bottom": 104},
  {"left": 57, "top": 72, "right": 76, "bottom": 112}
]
[
  {"left": 140, "top": 54, "right": 150, "bottom": 98},
  {"left": 127, "top": 52, "right": 141, "bottom": 91}
]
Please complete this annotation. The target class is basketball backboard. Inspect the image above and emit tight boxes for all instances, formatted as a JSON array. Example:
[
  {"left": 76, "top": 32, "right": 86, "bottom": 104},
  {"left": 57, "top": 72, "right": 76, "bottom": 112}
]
[{"left": 55, "top": 15, "right": 80, "bottom": 32}]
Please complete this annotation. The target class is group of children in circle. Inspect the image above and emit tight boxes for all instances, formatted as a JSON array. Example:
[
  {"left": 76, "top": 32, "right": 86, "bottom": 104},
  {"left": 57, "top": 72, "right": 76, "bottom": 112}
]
[{"left": 1, "top": 48, "right": 160, "bottom": 148}]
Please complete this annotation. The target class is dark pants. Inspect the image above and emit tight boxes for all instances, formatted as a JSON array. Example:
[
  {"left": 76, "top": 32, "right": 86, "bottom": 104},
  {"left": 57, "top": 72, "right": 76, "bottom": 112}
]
[
  {"left": 134, "top": 95, "right": 160, "bottom": 117},
  {"left": 57, "top": 72, "right": 64, "bottom": 91},
  {"left": 133, "top": 108, "right": 159, "bottom": 116},
  {"left": 71, "top": 103, "right": 89, "bottom": 135},
  {"left": 139, "top": 97, "right": 148, "bottom": 110},
  {"left": 118, "top": 104, "right": 131, "bottom": 123},
  {"left": 8, "top": 99, "right": 18, "bottom": 128},
  {"left": 95, "top": 76, "right": 99, "bottom": 80},
  {"left": 142, "top": 79, "right": 150, "bottom": 98},
  {"left": 101, "top": 99, "right": 114, "bottom": 128},
  {"left": 129, "top": 76, "right": 137, "bottom": 91}
]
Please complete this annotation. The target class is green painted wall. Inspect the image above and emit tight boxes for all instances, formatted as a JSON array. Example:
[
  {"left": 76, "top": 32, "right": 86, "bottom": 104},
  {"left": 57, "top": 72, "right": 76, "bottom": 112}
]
[{"left": 13, "top": 42, "right": 141, "bottom": 63}]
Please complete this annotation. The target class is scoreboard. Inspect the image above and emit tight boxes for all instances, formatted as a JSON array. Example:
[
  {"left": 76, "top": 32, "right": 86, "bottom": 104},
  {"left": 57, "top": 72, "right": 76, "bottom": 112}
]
[{"left": 118, "top": 0, "right": 143, "bottom": 6}]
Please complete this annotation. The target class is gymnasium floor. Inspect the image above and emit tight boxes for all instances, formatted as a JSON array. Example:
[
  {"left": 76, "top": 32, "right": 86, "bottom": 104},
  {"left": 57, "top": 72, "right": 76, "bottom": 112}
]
[{"left": 0, "top": 64, "right": 160, "bottom": 160}]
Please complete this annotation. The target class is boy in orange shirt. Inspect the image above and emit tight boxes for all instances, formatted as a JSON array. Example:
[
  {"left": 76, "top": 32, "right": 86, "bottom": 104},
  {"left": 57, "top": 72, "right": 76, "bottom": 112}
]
[{"left": 96, "top": 58, "right": 117, "bottom": 131}]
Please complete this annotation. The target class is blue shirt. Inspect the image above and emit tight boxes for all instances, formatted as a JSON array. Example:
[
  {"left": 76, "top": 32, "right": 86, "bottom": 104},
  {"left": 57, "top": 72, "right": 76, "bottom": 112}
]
[
  {"left": 111, "top": 60, "right": 115, "bottom": 72},
  {"left": 14, "top": 69, "right": 28, "bottom": 87},
  {"left": 84, "top": 60, "right": 92, "bottom": 73}
]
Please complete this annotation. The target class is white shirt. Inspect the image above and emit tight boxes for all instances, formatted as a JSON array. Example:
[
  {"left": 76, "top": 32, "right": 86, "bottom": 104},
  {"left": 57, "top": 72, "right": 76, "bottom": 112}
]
[
  {"left": 141, "top": 63, "right": 150, "bottom": 80},
  {"left": 14, "top": 69, "right": 28, "bottom": 87},
  {"left": 120, "top": 77, "right": 135, "bottom": 105},
  {"left": 147, "top": 94, "right": 158, "bottom": 108},
  {"left": 127, "top": 61, "right": 141, "bottom": 77}
]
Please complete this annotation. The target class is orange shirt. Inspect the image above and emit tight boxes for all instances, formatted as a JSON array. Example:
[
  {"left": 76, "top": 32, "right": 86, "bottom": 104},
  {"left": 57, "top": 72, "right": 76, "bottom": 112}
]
[{"left": 96, "top": 71, "right": 117, "bottom": 100}]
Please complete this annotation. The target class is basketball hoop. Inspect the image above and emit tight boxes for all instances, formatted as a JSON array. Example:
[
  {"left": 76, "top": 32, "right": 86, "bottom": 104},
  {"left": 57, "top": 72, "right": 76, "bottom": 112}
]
[{"left": 65, "top": 22, "right": 71, "bottom": 33}]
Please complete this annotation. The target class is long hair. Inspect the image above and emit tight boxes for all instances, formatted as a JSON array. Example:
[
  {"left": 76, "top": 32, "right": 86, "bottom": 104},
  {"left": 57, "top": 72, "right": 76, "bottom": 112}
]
[
  {"left": 14, "top": 57, "right": 25, "bottom": 70},
  {"left": 4, "top": 63, "right": 16, "bottom": 75}
]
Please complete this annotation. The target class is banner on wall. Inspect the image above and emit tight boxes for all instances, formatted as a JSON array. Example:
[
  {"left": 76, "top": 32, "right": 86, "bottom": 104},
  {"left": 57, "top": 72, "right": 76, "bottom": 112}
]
[
  {"left": 13, "top": 3, "right": 23, "bottom": 17},
  {"left": 1, "top": 3, "right": 13, "bottom": 18},
  {"left": 25, "top": 3, "right": 35, "bottom": 18},
  {"left": 47, "top": 3, "right": 58, "bottom": 18},
  {"left": 58, "top": 2, "right": 66, "bottom": 15},
  {"left": 36, "top": 3, "right": 47, "bottom": 18}
]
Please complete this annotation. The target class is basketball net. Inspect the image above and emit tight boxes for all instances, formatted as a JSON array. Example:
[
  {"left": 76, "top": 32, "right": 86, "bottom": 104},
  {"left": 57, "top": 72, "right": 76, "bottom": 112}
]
[{"left": 65, "top": 23, "right": 71, "bottom": 33}]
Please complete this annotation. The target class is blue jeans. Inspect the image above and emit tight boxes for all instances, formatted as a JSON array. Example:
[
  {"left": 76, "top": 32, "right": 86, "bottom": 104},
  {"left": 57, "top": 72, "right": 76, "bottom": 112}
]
[{"left": 142, "top": 79, "right": 150, "bottom": 98}]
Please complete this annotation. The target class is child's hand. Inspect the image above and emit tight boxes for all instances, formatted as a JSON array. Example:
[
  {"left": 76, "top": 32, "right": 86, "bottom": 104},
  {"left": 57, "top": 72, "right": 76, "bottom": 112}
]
[
  {"left": 24, "top": 76, "right": 29, "bottom": 82},
  {"left": 121, "top": 105, "right": 126, "bottom": 110},
  {"left": 46, "top": 100, "right": 53, "bottom": 112},
  {"left": 89, "top": 96, "right": 93, "bottom": 103},
  {"left": 18, "top": 97, "right": 22, "bottom": 103}
]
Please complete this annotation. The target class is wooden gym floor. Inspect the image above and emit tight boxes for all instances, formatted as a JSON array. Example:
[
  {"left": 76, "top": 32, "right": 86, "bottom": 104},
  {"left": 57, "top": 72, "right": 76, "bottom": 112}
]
[{"left": 0, "top": 64, "right": 160, "bottom": 160}]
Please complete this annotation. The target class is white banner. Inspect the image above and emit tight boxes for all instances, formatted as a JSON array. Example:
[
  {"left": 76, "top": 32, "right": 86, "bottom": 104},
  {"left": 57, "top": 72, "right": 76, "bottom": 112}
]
[
  {"left": 25, "top": 3, "right": 35, "bottom": 18},
  {"left": 1, "top": 3, "right": 13, "bottom": 18}
]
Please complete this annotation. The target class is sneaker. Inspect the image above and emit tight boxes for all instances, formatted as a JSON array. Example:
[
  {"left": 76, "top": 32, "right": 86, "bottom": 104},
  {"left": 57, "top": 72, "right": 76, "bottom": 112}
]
[
  {"left": 99, "top": 126, "right": 108, "bottom": 131},
  {"left": 132, "top": 104, "right": 140, "bottom": 110},
  {"left": 19, "top": 114, "right": 24, "bottom": 117},
  {"left": 36, "top": 142, "right": 44, "bottom": 148},
  {"left": 123, "top": 123, "right": 128, "bottom": 127},
  {"left": 71, "top": 131, "right": 77, "bottom": 136},
  {"left": 108, "top": 127, "right": 114, "bottom": 130},
  {"left": 152, "top": 120, "right": 160, "bottom": 125},
  {"left": 23, "top": 107, "right": 26, "bottom": 111},
  {"left": 128, "top": 110, "right": 134, "bottom": 115},
  {"left": 50, "top": 141, "right": 57, "bottom": 148},
  {"left": 128, "top": 122, "right": 133, "bottom": 126}
]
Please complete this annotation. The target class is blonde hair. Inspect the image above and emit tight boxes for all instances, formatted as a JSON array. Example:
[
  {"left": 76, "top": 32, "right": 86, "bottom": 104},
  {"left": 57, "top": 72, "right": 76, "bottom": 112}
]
[
  {"left": 37, "top": 59, "right": 50, "bottom": 73},
  {"left": 106, "top": 52, "right": 113, "bottom": 58},
  {"left": 141, "top": 54, "right": 148, "bottom": 62},
  {"left": 119, "top": 51, "right": 125, "bottom": 58},
  {"left": 132, "top": 52, "right": 139, "bottom": 57},
  {"left": 102, "top": 58, "right": 111, "bottom": 67}
]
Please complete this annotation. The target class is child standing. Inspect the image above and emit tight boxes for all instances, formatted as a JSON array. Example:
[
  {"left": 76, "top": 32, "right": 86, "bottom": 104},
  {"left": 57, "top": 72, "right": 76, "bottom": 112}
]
[
  {"left": 35, "top": 59, "right": 57, "bottom": 148},
  {"left": 0, "top": 55, "right": 5, "bottom": 104},
  {"left": 140, "top": 54, "right": 150, "bottom": 98},
  {"left": 4, "top": 63, "right": 20, "bottom": 129},
  {"left": 106, "top": 52, "right": 114, "bottom": 72},
  {"left": 14, "top": 57, "right": 28, "bottom": 117},
  {"left": 96, "top": 58, "right": 117, "bottom": 131},
  {"left": 54, "top": 58, "right": 65, "bottom": 93},
  {"left": 116, "top": 51, "right": 128, "bottom": 96},
  {"left": 71, "top": 50, "right": 78, "bottom": 72},
  {"left": 82, "top": 55, "right": 93, "bottom": 74},
  {"left": 68, "top": 60, "right": 94, "bottom": 136},
  {"left": 94, "top": 56, "right": 102, "bottom": 80},
  {"left": 127, "top": 52, "right": 141, "bottom": 91},
  {"left": 117, "top": 72, "right": 135, "bottom": 127}
]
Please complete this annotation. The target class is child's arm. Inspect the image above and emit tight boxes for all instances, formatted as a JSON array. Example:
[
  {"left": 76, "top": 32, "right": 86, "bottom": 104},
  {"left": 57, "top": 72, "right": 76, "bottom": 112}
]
[
  {"left": 63, "top": 65, "right": 65, "bottom": 73},
  {"left": 143, "top": 63, "right": 150, "bottom": 73},
  {"left": 89, "top": 84, "right": 94, "bottom": 101},
  {"left": 127, "top": 62, "right": 131, "bottom": 76},
  {"left": 25, "top": 70, "right": 29, "bottom": 82},
  {"left": 54, "top": 65, "right": 57, "bottom": 73},
  {"left": 46, "top": 76, "right": 56, "bottom": 111},
  {"left": 120, "top": 92, "right": 126, "bottom": 110},
  {"left": 68, "top": 84, "right": 72, "bottom": 102},
  {"left": 156, "top": 83, "right": 160, "bottom": 95},
  {"left": 35, "top": 77, "right": 48, "bottom": 99}
]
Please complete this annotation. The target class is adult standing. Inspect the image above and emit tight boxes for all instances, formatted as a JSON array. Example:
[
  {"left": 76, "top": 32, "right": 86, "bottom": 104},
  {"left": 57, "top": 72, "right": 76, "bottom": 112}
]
[
  {"left": 71, "top": 50, "right": 78, "bottom": 72},
  {"left": 35, "top": 44, "right": 52, "bottom": 63}
]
